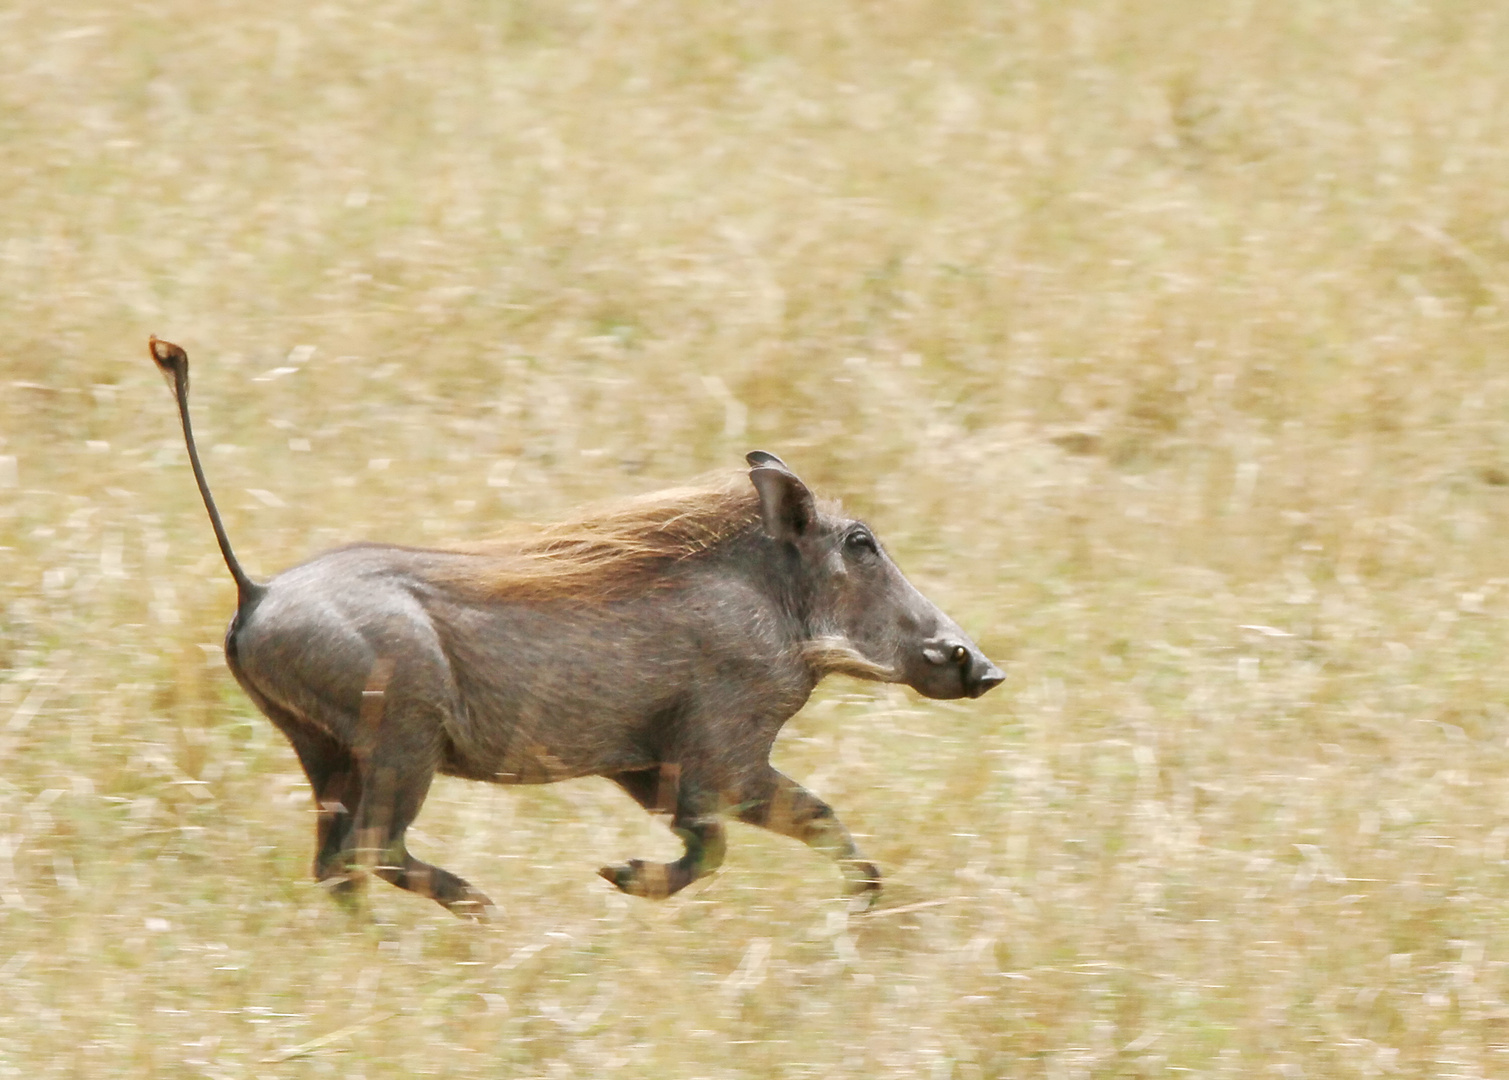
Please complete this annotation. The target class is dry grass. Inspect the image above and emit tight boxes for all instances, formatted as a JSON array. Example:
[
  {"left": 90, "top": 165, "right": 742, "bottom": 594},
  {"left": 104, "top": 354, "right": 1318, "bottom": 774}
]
[{"left": 5, "top": 1, "right": 1509, "bottom": 1075}]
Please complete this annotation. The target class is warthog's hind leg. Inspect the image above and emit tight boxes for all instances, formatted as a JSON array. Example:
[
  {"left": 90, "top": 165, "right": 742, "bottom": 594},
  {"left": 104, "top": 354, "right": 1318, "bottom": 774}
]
[
  {"left": 601, "top": 766, "right": 726, "bottom": 899},
  {"left": 246, "top": 694, "right": 363, "bottom": 904},
  {"left": 348, "top": 727, "right": 497, "bottom": 922}
]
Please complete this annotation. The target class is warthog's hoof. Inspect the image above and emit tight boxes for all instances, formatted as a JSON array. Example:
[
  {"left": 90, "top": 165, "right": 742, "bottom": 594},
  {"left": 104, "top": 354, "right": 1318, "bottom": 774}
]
[
  {"left": 599, "top": 859, "right": 676, "bottom": 899},
  {"left": 316, "top": 871, "right": 366, "bottom": 914},
  {"left": 446, "top": 889, "right": 498, "bottom": 923},
  {"left": 842, "top": 860, "right": 882, "bottom": 911}
]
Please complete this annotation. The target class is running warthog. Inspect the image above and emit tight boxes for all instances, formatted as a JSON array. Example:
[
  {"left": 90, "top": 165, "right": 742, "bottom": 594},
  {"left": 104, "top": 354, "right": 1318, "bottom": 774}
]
[{"left": 149, "top": 337, "right": 1003, "bottom": 919}]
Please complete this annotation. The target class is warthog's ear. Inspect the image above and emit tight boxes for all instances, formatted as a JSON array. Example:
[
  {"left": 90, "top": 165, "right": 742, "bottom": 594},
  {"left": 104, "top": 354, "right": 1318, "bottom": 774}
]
[
  {"left": 745, "top": 450, "right": 788, "bottom": 471},
  {"left": 747, "top": 451, "right": 815, "bottom": 542}
]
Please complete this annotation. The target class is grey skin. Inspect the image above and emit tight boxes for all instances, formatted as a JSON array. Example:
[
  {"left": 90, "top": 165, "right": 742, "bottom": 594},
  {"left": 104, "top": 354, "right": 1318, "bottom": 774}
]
[{"left": 148, "top": 337, "right": 1004, "bottom": 920}]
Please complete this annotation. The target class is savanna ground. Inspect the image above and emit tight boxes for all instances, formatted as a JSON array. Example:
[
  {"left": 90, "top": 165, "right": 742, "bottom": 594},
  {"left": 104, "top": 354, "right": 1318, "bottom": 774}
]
[{"left": 4, "top": 1, "right": 1509, "bottom": 1076}]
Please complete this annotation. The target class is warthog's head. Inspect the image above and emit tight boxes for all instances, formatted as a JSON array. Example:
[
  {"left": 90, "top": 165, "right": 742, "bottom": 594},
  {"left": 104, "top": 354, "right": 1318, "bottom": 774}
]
[{"left": 747, "top": 452, "right": 1005, "bottom": 701}]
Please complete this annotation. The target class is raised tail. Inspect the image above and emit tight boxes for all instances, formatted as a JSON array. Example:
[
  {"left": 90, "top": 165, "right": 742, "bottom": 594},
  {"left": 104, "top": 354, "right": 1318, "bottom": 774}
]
[{"left": 149, "top": 337, "right": 265, "bottom": 609}]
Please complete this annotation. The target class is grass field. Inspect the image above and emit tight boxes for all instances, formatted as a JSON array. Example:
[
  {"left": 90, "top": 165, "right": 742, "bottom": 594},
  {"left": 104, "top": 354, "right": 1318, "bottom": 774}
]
[{"left": 5, "top": 1, "right": 1509, "bottom": 1075}]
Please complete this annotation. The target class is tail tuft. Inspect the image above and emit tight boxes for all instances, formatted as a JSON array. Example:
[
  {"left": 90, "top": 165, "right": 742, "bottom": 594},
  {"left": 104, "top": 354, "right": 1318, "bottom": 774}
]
[{"left": 148, "top": 336, "right": 187, "bottom": 369}]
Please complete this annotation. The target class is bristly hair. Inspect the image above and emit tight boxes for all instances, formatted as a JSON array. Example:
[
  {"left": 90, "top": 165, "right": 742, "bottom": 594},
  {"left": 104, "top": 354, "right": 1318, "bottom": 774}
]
[
  {"left": 433, "top": 470, "right": 765, "bottom": 602},
  {"left": 800, "top": 637, "right": 899, "bottom": 682}
]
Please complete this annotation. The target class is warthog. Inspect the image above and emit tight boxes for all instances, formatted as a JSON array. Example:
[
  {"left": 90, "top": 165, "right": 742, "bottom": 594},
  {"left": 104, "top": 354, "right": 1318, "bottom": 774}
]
[{"left": 149, "top": 337, "right": 1003, "bottom": 919}]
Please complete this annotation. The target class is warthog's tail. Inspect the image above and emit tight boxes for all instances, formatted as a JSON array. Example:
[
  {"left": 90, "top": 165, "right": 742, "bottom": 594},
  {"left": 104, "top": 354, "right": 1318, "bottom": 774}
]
[{"left": 148, "top": 337, "right": 265, "bottom": 609}]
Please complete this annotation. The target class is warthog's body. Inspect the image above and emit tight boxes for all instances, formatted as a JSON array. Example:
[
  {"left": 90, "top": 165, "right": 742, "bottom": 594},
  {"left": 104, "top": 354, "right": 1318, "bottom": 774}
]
[
  {"left": 238, "top": 542, "right": 815, "bottom": 786},
  {"left": 151, "top": 338, "right": 1003, "bottom": 919}
]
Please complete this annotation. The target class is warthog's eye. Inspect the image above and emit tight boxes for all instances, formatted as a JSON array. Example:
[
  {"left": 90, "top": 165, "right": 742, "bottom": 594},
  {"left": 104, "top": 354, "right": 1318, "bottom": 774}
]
[{"left": 844, "top": 529, "right": 878, "bottom": 557}]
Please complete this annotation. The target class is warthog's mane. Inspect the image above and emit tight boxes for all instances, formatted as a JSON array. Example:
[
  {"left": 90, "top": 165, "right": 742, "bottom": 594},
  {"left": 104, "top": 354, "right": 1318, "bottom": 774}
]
[
  {"left": 437, "top": 470, "right": 764, "bottom": 602},
  {"left": 433, "top": 471, "right": 894, "bottom": 682}
]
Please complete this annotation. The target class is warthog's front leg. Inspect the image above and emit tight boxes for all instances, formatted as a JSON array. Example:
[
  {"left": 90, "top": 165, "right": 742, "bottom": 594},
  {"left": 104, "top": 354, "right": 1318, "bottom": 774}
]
[
  {"left": 601, "top": 766, "right": 726, "bottom": 899},
  {"left": 734, "top": 766, "right": 881, "bottom": 905}
]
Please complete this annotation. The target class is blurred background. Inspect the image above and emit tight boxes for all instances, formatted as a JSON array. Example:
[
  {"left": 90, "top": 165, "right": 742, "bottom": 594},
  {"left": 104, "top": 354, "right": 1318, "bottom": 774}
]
[{"left": 4, "top": 1, "right": 1509, "bottom": 1075}]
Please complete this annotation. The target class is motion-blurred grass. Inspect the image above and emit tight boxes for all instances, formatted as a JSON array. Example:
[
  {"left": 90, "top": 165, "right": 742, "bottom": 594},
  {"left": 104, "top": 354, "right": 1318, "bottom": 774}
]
[{"left": 5, "top": 1, "right": 1509, "bottom": 1076}]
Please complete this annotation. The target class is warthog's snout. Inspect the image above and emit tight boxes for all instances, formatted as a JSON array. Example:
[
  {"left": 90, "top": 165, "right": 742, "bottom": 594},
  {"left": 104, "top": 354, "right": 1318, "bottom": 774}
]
[
  {"left": 968, "top": 657, "right": 1007, "bottom": 699},
  {"left": 921, "top": 637, "right": 1006, "bottom": 699}
]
